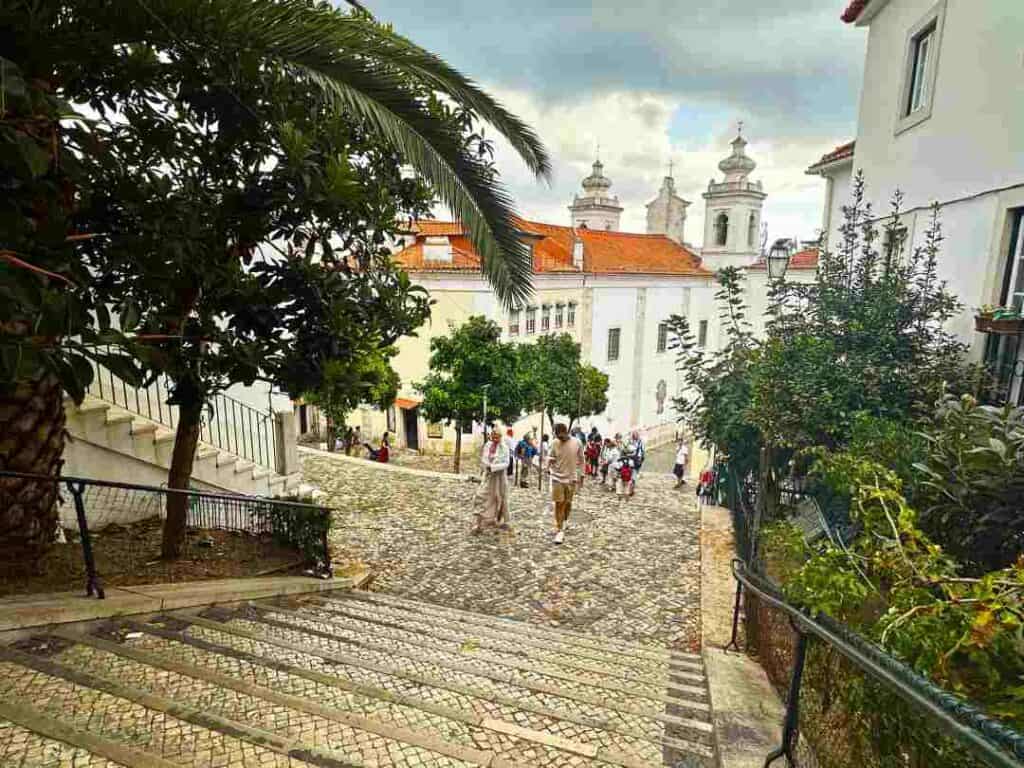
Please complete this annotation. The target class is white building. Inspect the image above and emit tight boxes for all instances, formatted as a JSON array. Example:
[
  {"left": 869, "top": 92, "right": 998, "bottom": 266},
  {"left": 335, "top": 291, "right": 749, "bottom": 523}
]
[
  {"left": 376, "top": 133, "right": 819, "bottom": 455},
  {"left": 809, "top": 0, "right": 1024, "bottom": 401}
]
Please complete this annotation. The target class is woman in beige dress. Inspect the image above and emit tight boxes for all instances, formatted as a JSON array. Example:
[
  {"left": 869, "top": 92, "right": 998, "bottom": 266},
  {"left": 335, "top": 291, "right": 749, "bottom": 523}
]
[{"left": 472, "top": 426, "right": 510, "bottom": 533}]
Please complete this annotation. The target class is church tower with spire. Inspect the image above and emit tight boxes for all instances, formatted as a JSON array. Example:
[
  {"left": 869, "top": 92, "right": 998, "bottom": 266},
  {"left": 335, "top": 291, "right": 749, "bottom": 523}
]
[
  {"left": 568, "top": 158, "right": 623, "bottom": 231},
  {"left": 645, "top": 161, "right": 690, "bottom": 244},
  {"left": 700, "top": 126, "right": 767, "bottom": 270}
]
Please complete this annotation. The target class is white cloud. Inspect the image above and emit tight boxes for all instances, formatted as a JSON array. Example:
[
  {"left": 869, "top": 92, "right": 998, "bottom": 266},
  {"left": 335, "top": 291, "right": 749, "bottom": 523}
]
[{"left": 436, "top": 86, "right": 846, "bottom": 250}]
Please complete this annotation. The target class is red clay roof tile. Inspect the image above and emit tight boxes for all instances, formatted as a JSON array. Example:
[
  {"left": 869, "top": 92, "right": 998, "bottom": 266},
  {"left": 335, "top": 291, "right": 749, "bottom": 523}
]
[
  {"left": 807, "top": 141, "right": 855, "bottom": 174},
  {"left": 393, "top": 219, "right": 710, "bottom": 277}
]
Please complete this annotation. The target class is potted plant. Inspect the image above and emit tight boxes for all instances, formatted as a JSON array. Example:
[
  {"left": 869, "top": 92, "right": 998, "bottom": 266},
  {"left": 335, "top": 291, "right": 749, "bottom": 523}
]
[{"left": 974, "top": 305, "right": 1024, "bottom": 334}]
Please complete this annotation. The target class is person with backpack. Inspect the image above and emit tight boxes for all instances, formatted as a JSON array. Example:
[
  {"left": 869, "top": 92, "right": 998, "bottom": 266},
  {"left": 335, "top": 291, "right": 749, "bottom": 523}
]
[{"left": 515, "top": 434, "right": 537, "bottom": 487}]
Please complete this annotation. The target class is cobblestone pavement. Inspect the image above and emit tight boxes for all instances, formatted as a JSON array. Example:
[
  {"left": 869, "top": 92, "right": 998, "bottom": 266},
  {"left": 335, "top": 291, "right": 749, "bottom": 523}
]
[{"left": 303, "top": 447, "right": 702, "bottom": 652}]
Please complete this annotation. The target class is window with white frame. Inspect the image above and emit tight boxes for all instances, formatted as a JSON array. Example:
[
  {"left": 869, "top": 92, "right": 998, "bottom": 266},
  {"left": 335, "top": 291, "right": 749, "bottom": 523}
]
[
  {"left": 541, "top": 304, "right": 551, "bottom": 332},
  {"left": 657, "top": 322, "right": 668, "bottom": 353},
  {"left": 897, "top": 1, "right": 944, "bottom": 133},
  {"left": 509, "top": 308, "right": 520, "bottom": 336},
  {"left": 906, "top": 25, "right": 935, "bottom": 116},
  {"left": 1005, "top": 211, "right": 1024, "bottom": 312},
  {"left": 607, "top": 327, "right": 621, "bottom": 362},
  {"left": 698, "top": 320, "right": 709, "bottom": 348},
  {"left": 526, "top": 306, "right": 537, "bottom": 334},
  {"left": 567, "top": 302, "right": 577, "bottom": 327},
  {"left": 554, "top": 303, "right": 564, "bottom": 329}
]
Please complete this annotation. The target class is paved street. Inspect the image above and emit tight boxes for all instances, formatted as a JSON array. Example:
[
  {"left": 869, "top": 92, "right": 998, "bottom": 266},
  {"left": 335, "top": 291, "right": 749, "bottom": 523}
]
[{"left": 303, "top": 447, "right": 702, "bottom": 652}]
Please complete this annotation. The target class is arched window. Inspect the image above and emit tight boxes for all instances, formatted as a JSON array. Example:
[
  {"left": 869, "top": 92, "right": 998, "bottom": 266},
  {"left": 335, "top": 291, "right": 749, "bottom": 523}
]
[
  {"left": 748, "top": 212, "right": 758, "bottom": 247},
  {"left": 715, "top": 212, "right": 729, "bottom": 246}
]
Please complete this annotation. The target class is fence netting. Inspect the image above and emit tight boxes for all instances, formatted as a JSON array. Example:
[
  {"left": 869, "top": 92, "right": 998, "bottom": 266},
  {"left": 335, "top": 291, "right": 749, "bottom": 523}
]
[{"left": 744, "top": 591, "right": 991, "bottom": 768}]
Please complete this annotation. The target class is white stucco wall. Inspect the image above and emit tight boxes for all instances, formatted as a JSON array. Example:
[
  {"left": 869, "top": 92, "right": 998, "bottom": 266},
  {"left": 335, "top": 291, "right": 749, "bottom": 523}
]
[
  {"left": 828, "top": 0, "right": 1024, "bottom": 352},
  {"left": 854, "top": 0, "right": 1023, "bottom": 210}
]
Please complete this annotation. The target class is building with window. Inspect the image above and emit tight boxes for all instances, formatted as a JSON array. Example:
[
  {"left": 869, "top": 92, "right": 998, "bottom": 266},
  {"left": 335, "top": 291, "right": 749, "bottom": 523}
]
[
  {"left": 809, "top": 0, "right": 1024, "bottom": 402},
  {"left": 349, "top": 133, "right": 821, "bottom": 456}
]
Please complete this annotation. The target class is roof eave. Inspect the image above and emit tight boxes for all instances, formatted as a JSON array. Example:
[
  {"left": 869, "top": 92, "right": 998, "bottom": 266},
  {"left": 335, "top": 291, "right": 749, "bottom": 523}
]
[
  {"left": 843, "top": 0, "right": 889, "bottom": 26},
  {"left": 806, "top": 154, "right": 855, "bottom": 176}
]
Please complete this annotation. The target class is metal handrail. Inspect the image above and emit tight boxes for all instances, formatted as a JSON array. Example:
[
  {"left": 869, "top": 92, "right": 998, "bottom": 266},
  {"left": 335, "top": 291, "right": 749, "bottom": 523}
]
[
  {"left": 86, "top": 350, "right": 279, "bottom": 471},
  {"left": 0, "top": 470, "right": 333, "bottom": 599},
  {"left": 731, "top": 559, "right": 1024, "bottom": 768}
]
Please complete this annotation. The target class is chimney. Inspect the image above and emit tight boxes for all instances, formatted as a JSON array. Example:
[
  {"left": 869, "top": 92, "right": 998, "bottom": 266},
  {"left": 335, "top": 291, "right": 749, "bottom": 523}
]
[{"left": 572, "top": 236, "right": 584, "bottom": 270}]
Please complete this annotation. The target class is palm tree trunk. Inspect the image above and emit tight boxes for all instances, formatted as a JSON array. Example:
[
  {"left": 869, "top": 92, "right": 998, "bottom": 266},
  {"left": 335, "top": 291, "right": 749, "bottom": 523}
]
[
  {"left": 0, "top": 373, "right": 66, "bottom": 571},
  {"left": 161, "top": 399, "right": 202, "bottom": 559}
]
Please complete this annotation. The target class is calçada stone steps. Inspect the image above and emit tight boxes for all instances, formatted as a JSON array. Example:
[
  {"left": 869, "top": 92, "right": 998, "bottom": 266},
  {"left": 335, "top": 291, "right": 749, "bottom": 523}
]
[{"left": 0, "top": 589, "right": 716, "bottom": 767}]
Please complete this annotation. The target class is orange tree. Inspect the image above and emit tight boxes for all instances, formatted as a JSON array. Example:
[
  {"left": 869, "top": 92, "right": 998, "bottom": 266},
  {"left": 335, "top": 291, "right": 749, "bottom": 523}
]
[{"left": 2, "top": 0, "right": 549, "bottom": 559}]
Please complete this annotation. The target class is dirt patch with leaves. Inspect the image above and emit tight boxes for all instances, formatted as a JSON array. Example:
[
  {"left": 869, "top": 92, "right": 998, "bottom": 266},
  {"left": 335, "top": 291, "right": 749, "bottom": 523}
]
[{"left": 0, "top": 517, "right": 304, "bottom": 597}]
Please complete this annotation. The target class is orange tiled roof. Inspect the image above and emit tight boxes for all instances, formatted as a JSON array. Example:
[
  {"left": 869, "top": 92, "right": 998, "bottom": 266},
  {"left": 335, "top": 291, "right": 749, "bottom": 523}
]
[
  {"left": 394, "top": 219, "right": 709, "bottom": 277},
  {"left": 749, "top": 247, "right": 820, "bottom": 271},
  {"left": 807, "top": 141, "right": 855, "bottom": 174}
]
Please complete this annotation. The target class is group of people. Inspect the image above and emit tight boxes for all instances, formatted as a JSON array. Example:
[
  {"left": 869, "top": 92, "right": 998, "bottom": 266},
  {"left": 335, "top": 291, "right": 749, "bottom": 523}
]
[
  {"left": 333, "top": 426, "right": 391, "bottom": 463},
  {"left": 473, "top": 422, "right": 650, "bottom": 543}
]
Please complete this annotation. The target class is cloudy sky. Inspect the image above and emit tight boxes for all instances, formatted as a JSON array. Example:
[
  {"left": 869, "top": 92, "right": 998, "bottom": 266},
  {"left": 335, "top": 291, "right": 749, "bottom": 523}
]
[{"left": 366, "top": 0, "right": 867, "bottom": 248}]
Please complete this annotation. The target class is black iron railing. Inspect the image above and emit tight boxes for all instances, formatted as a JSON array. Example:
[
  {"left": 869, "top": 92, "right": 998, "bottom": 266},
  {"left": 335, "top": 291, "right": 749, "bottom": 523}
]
[
  {"left": 733, "top": 560, "right": 1024, "bottom": 768},
  {"left": 0, "top": 471, "right": 333, "bottom": 599},
  {"left": 86, "top": 352, "right": 279, "bottom": 471},
  {"left": 722, "top": 466, "right": 1024, "bottom": 768}
]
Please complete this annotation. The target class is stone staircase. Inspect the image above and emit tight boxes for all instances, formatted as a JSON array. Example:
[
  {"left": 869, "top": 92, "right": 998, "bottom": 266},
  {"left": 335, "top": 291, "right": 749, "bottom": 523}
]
[
  {"left": 64, "top": 394, "right": 315, "bottom": 502},
  {"left": 0, "top": 589, "right": 716, "bottom": 767}
]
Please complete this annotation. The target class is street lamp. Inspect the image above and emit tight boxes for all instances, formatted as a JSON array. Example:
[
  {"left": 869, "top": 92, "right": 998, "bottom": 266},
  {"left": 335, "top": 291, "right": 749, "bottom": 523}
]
[{"left": 767, "top": 237, "right": 794, "bottom": 281}]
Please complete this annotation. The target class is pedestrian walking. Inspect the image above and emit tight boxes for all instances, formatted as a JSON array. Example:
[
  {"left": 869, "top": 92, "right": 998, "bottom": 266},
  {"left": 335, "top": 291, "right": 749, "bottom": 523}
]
[
  {"left": 616, "top": 459, "right": 634, "bottom": 500},
  {"left": 515, "top": 434, "right": 537, "bottom": 487},
  {"left": 472, "top": 426, "right": 511, "bottom": 534},
  {"left": 504, "top": 428, "right": 517, "bottom": 479},
  {"left": 625, "top": 430, "right": 646, "bottom": 479},
  {"left": 673, "top": 439, "right": 690, "bottom": 487},
  {"left": 547, "top": 423, "right": 584, "bottom": 544}
]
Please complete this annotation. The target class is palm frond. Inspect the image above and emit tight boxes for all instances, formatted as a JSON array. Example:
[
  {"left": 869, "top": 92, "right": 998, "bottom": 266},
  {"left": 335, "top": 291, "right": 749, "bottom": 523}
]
[{"left": 129, "top": 0, "right": 545, "bottom": 304}]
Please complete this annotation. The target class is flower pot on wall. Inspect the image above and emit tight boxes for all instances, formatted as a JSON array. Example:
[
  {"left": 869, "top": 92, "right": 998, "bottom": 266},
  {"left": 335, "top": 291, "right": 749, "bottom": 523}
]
[{"left": 974, "top": 315, "right": 1024, "bottom": 335}]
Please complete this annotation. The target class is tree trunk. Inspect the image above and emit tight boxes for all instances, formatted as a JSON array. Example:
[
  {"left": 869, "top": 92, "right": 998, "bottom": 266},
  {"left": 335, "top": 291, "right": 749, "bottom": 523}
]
[
  {"left": 0, "top": 373, "right": 65, "bottom": 572},
  {"left": 325, "top": 415, "right": 336, "bottom": 453},
  {"left": 454, "top": 424, "right": 462, "bottom": 474},
  {"left": 161, "top": 399, "right": 202, "bottom": 559}
]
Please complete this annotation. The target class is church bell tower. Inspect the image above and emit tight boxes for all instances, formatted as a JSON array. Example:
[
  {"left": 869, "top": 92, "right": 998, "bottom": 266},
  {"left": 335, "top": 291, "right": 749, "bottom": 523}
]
[{"left": 701, "top": 126, "right": 766, "bottom": 270}]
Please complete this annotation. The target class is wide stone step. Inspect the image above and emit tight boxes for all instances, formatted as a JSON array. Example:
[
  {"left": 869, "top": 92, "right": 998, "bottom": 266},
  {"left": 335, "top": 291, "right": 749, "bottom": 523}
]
[
  {"left": 115, "top": 618, "right": 682, "bottom": 767},
  {"left": 156, "top": 609, "right": 713, "bottom": 753},
  {"left": 0, "top": 710, "right": 142, "bottom": 768},
  {"left": 0, "top": 647, "right": 317, "bottom": 768},
  {"left": 209, "top": 606, "right": 708, "bottom": 713},
  {"left": 337, "top": 590, "right": 697, "bottom": 664},
  {"left": 302, "top": 594, "right": 704, "bottom": 679},
  {"left": 264, "top": 602, "right": 703, "bottom": 696},
  {"left": 40, "top": 629, "right": 532, "bottom": 768}
]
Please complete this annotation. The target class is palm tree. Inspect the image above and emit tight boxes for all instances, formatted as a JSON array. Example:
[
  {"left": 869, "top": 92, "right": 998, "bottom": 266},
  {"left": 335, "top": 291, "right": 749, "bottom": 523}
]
[{"left": 0, "top": 0, "right": 549, "bottom": 563}]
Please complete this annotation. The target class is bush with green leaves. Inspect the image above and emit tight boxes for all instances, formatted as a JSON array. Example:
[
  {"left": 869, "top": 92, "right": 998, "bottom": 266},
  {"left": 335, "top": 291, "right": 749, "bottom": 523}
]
[
  {"left": 772, "top": 454, "right": 1024, "bottom": 728},
  {"left": 913, "top": 394, "right": 1024, "bottom": 573}
]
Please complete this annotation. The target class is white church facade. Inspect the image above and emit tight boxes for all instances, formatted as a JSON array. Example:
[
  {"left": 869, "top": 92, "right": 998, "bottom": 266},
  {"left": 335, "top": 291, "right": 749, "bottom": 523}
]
[{"left": 351, "top": 132, "right": 819, "bottom": 456}]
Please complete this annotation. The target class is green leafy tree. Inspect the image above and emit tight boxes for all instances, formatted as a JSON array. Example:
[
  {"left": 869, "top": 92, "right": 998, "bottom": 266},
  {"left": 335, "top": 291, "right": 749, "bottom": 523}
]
[
  {"left": 2, "top": 0, "right": 550, "bottom": 559},
  {"left": 417, "top": 316, "right": 523, "bottom": 472},
  {"left": 517, "top": 333, "right": 608, "bottom": 428},
  {"left": 667, "top": 266, "right": 761, "bottom": 479},
  {"left": 0, "top": 38, "right": 142, "bottom": 566},
  {"left": 750, "top": 175, "right": 969, "bottom": 453},
  {"left": 303, "top": 347, "right": 402, "bottom": 450}
]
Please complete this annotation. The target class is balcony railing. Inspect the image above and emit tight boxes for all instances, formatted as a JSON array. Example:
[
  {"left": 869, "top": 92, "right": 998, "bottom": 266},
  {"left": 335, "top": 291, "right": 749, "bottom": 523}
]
[{"left": 86, "top": 352, "right": 279, "bottom": 472}]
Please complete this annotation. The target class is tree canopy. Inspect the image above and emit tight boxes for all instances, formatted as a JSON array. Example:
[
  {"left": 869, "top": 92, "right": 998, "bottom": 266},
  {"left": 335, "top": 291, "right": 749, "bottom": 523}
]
[{"left": 416, "top": 316, "right": 523, "bottom": 471}]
